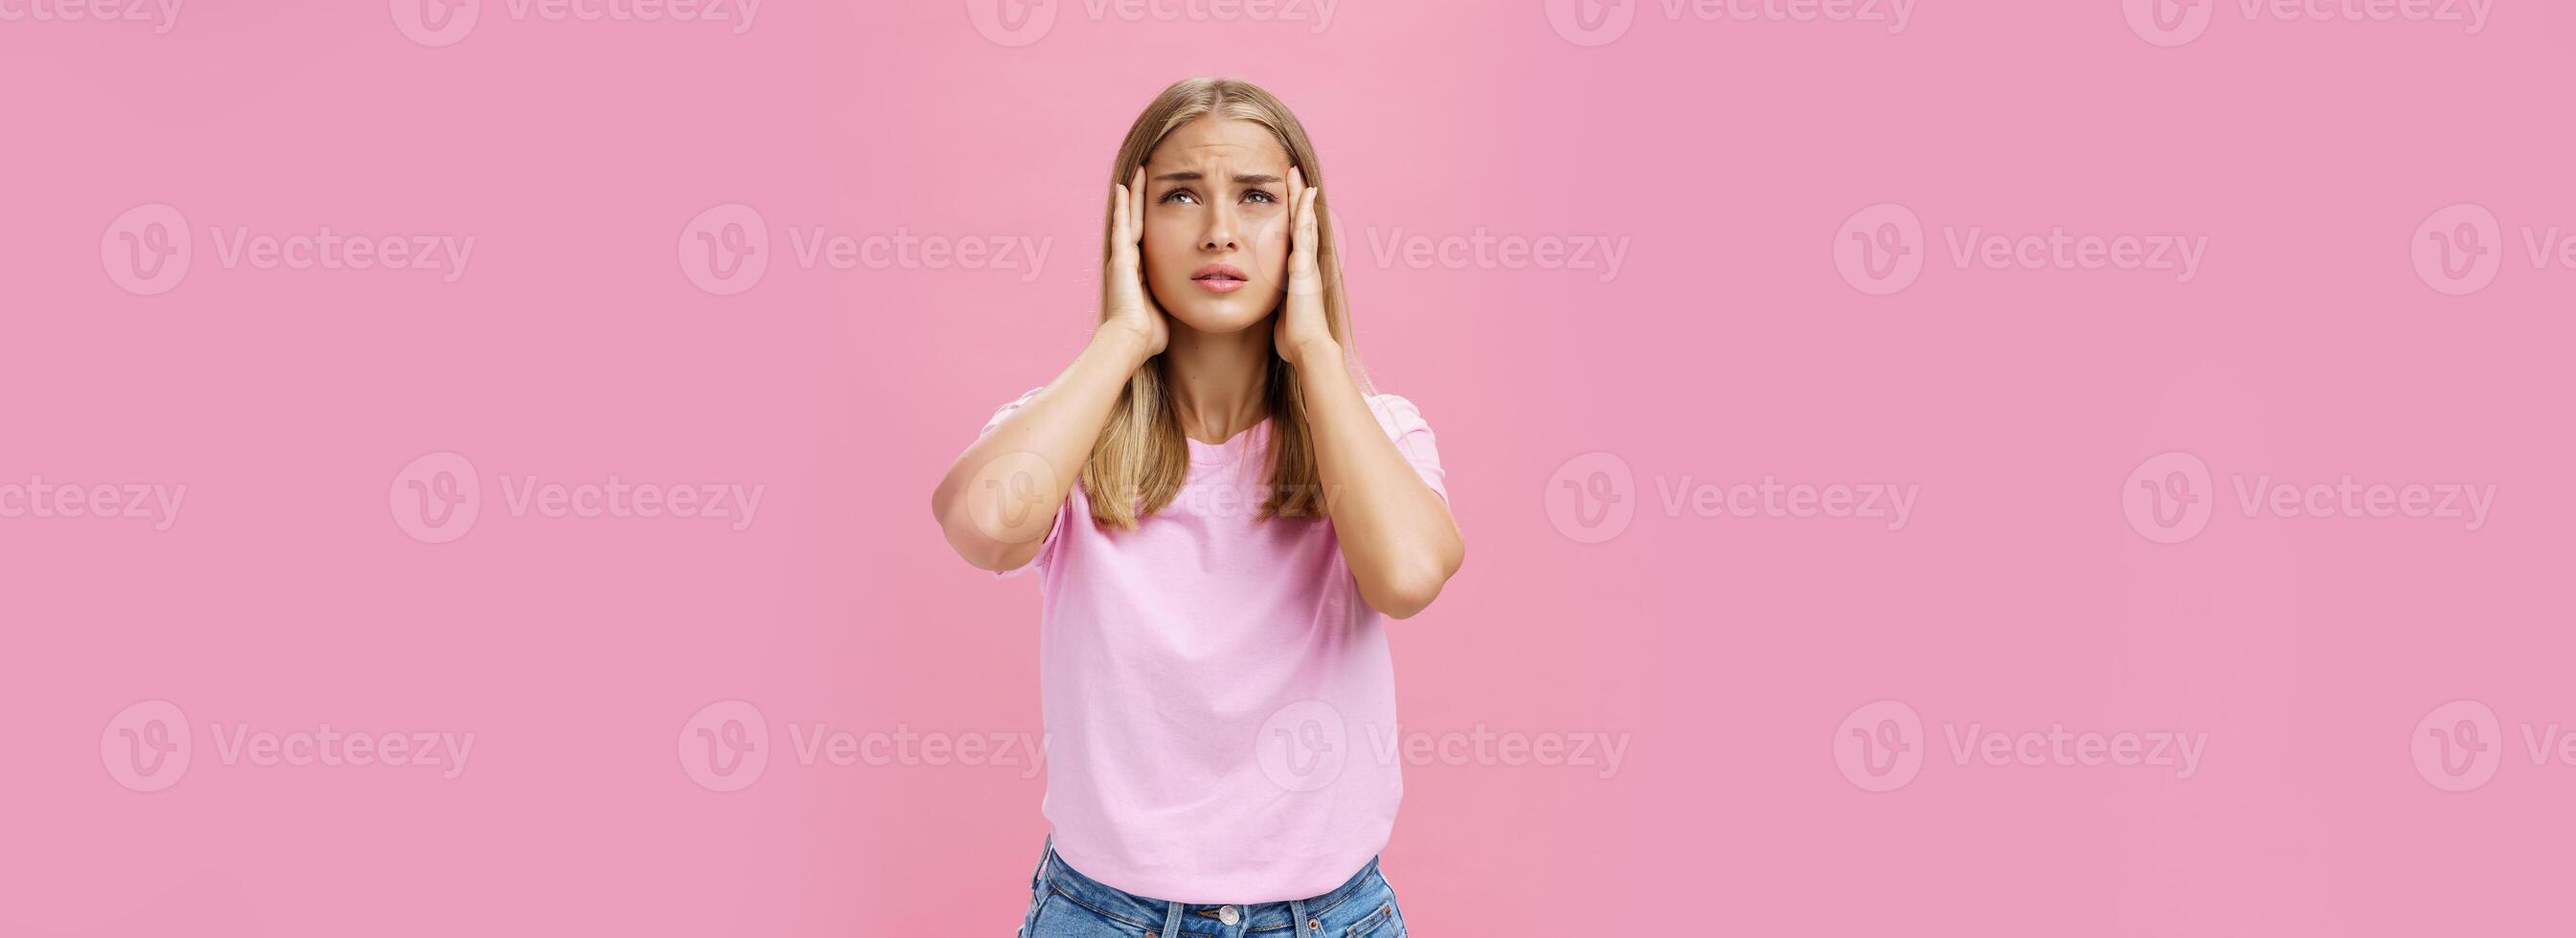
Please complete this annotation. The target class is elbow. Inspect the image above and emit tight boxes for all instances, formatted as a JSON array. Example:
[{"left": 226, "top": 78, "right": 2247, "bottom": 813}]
[
  {"left": 1366, "top": 558, "right": 1457, "bottom": 620},
  {"left": 932, "top": 488, "right": 1023, "bottom": 572}
]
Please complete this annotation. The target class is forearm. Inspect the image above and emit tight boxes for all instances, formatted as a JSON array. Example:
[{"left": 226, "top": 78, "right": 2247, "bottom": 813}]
[
  {"left": 933, "top": 327, "right": 1153, "bottom": 570},
  {"left": 1295, "top": 342, "right": 1464, "bottom": 618}
]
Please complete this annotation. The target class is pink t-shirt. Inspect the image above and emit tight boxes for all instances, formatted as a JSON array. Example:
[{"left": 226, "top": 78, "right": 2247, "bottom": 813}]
[{"left": 977, "top": 388, "right": 1448, "bottom": 904}]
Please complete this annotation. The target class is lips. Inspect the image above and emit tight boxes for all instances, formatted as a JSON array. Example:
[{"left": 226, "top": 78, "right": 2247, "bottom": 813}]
[{"left": 1190, "top": 263, "right": 1249, "bottom": 293}]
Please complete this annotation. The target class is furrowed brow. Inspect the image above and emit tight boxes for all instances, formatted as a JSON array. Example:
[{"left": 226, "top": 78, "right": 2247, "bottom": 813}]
[{"left": 1147, "top": 170, "right": 1283, "bottom": 187}]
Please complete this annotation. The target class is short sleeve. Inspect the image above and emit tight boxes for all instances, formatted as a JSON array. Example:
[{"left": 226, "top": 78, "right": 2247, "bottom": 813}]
[
  {"left": 978, "top": 387, "right": 1067, "bottom": 579},
  {"left": 979, "top": 386, "right": 1046, "bottom": 437},
  {"left": 1366, "top": 393, "right": 1448, "bottom": 504}
]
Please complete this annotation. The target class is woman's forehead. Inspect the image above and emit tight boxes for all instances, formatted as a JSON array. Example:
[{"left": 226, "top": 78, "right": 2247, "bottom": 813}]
[{"left": 1149, "top": 118, "right": 1287, "bottom": 170}]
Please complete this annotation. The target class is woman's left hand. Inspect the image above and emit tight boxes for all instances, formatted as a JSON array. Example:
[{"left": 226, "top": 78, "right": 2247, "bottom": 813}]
[{"left": 1275, "top": 166, "right": 1338, "bottom": 368}]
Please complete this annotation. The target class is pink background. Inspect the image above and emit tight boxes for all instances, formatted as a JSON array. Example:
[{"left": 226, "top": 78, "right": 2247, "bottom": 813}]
[{"left": 7, "top": 0, "right": 2574, "bottom": 934}]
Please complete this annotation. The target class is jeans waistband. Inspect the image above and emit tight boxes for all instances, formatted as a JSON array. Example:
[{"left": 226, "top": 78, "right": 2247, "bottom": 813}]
[{"left": 1036, "top": 836, "right": 1379, "bottom": 932}]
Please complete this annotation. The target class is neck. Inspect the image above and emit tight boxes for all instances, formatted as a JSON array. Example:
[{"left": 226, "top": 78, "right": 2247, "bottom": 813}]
[{"left": 1162, "top": 317, "right": 1276, "bottom": 444}]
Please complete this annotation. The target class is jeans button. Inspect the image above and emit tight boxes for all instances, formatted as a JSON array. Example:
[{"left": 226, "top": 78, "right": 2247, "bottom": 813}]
[{"left": 1218, "top": 905, "right": 1239, "bottom": 926}]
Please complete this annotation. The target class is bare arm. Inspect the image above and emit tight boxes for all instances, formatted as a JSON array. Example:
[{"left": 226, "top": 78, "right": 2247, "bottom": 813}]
[
  {"left": 1272, "top": 168, "right": 1464, "bottom": 618},
  {"left": 932, "top": 171, "right": 1164, "bottom": 571},
  {"left": 1292, "top": 344, "right": 1465, "bottom": 619},
  {"left": 930, "top": 327, "right": 1153, "bottom": 570}
]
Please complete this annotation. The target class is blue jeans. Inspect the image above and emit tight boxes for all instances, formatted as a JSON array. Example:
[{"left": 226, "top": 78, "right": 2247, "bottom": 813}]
[{"left": 1017, "top": 838, "right": 1409, "bottom": 938}]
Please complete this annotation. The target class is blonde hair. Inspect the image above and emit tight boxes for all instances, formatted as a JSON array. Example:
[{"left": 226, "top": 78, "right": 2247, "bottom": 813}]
[{"left": 1084, "top": 77, "right": 1370, "bottom": 529}]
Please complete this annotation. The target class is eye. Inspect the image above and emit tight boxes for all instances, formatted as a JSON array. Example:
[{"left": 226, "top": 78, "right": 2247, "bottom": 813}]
[
  {"left": 1244, "top": 190, "right": 1279, "bottom": 205},
  {"left": 1158, "top": 189, "right": 1200, "bottom": 205}
]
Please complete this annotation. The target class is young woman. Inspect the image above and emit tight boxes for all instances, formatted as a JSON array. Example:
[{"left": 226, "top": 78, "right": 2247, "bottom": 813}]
[{"left": 931, "top": 78, "right": 1463, "bottom": 937}]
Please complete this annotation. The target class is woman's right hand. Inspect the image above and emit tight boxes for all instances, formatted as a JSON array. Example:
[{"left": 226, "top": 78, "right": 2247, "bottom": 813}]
[{"left": 1102, "top": 168, "right": 1168, "bottom": 358}]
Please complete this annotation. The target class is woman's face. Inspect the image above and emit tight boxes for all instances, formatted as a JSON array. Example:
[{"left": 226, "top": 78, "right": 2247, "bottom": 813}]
[{"left": 1139, "top": 116, "right": 1294, "bottom": 338}]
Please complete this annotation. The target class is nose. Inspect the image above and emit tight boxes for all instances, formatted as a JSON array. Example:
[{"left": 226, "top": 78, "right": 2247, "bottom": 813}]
[{"left": 1199, "top": 205, "right": 1240, "bottom": 252}]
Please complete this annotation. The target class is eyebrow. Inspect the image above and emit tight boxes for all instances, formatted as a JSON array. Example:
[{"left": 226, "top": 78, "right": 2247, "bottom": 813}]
[{"left": 1150, "top": 170, "right": 1284, "bottom": 187}]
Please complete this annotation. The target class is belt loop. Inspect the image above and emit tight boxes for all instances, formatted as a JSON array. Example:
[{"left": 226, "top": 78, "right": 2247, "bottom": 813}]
[
  {"left": 1290, "top": 898, "right": 1310, "bottom": 935},
  {"left": 1161, "top": 900, "right": 1184, "bottom": 938}
]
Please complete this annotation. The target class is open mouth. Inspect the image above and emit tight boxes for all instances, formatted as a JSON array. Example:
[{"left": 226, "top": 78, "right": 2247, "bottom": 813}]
[{"left": 1190, "top": 263, "right": 1249, "bottom": 293}]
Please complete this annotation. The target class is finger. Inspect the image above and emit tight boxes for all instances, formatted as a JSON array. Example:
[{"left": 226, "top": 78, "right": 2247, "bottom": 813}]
[
  {"left": 1111, "top": 183, "right": 1129, "bottom": 245},
  {"left": 1295, "top": 187, "right": 1320, "bottom": 267},
  {"left": 1128, "top": 168, "right": 1146, "bottom": 243},
  {"left": 1287, "top": 166, "right": 1304, "bottom": 235}
]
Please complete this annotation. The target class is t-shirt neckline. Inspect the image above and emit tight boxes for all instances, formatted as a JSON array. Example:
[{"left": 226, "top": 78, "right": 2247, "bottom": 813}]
[{"left": 1186, "top": 418, "right": 1272, "bottom": 466}]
